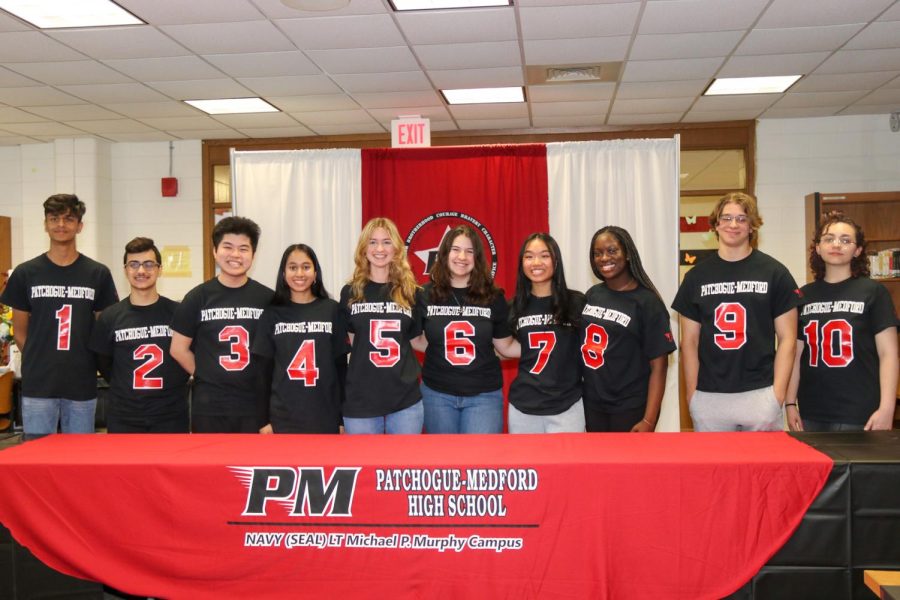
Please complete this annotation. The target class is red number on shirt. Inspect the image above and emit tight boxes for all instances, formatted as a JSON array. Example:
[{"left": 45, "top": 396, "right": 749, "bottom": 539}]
[
  {"left": 55, "top": 304, "right": 72, "bottom": 351},
  {"left": 287, "top": 339, "right": 320, "bottom": 386},
  {"left": 444, "top": 321, "right": 476, "bottom": 366},
  {"left": 581, "top": 323, "right": 609, "bottom": 369},
  {"left": 369, "top": 319, "right": 401, "bottom": 368},
  {"left": 803, "top": 319, "right": 854, "bottom": 368},
  {"left": 527, "top": 331, "right": 557, "bottom": 375},
  {"left": 133, "top": 344, "right": 164, "bottom": 390},
  {"left": 218, "top": 325, "right": 250, "bottom": 371},
  {"left": 713, "top": 302, "right": 747, "bottom": 350}
]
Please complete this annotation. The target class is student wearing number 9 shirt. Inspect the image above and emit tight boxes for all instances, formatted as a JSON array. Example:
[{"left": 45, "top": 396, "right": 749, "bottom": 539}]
[
  {"left": 340, "top": 217, "right": 424, "bottom": 434},
  {"left": 412, "top": 225, "right": 516, "bottom": 434},
  {"left": 90, "top": 237, "right": 190, "bottom": 433},
  {"left": 672, "top": 192, "right": 800, "bottom": 432},
  {"left": 506, "top": 233, "right": 586, "bottom": 433},
  {"left": 170, "top": 217, "right": 274, "bottom": 433}
]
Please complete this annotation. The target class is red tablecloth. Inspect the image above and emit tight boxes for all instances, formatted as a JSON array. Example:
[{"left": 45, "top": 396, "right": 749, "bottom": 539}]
[{"left": 0, "top": 432, "right": 831, "bottom": 599}]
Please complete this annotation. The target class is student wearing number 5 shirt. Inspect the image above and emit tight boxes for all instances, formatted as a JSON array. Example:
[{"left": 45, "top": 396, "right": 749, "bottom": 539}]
[
  {"left": 90, "top": 237, "right": 190, "bottom": 433},
  {"left": 672, "top": 192, "right": 801, "bottom": 432},
  {"left": 1, "top": 194, "right": 118, "bottom": 440},
  {"left": 785, "top": 211, "right": 898, "bottom": 432},
  {"left": 340, "top": 217, "right": 424, "bottom": 434},
  {"left": 170, "top": 217, "right": 274, "bottom": 433}
]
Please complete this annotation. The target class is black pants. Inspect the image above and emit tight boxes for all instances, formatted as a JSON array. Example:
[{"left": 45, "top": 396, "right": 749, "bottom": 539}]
[
  {"left": 192, "top": 413, "right": 260, "bottom": 433},
  {"left": 106, "top": 410, "right": 189, "bottom": 433},
  {"left": 584, "top": 404, "right": 646, "bottom": 432}
]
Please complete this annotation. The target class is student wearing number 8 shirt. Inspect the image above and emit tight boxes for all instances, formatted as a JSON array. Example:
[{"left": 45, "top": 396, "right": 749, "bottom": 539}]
[
  {"left": 412, "top": 225, "right": 516, "bottom": 434},
  {"left": 581, "top": 226, "right": 676, "bottom": 432},
  {"left": 506, "top": 233, "right": 586, "bottom": 433},
  {"left": 672, "top": 192, "right": 800, "bottom": 432},
  {"left": 90, "top": 237, "right": 190, "bottom": 433},
  {"left": 785, "top": 212, "right": 898, "bottom": 432},
  {"left": 252, "top": 244, "right": 348, "bottom": 434},
  {"left": 170, "top": 217, "right": 274, "bottom": 433},
  {"left": 340, "top": 217, "right": 424, "bottom": 434}
]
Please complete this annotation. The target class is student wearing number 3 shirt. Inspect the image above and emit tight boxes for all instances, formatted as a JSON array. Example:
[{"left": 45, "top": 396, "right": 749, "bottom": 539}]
[
  {"left": 170, "top": 217, "right": 274, "bottom": 433},
  {"left": 672, "top": 193, "right": 801, "bottom": 432},
  {"left": 1, "top": 194, "right": 118, "bottom": 440}
]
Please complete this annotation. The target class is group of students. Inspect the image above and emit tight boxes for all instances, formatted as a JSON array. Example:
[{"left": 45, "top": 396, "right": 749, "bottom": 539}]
[{"left": 1, "top": 192, "right": 896, "bottom": 440}]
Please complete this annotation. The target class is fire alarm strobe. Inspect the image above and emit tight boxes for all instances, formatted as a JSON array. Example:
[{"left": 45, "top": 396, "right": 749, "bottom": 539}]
[{"left": 161, "top": 177, "right": 178, "bottom": 197}]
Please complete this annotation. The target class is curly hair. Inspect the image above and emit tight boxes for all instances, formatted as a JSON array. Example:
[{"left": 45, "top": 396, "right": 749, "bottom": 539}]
[
  {"left": 709, "top": 192, "right": 763, "bottom": 245},
  {"left": 589, "top": 225, "right": 663, "bottom": 303},
  {"left": 347, "top": 217, "right": 419, "bottom": 310},
  {"left": 809, "top": 211, "right": 869, "bottom": 280},
  {"left": 429, "top": 225, "right": 501, "bottom": 306}
]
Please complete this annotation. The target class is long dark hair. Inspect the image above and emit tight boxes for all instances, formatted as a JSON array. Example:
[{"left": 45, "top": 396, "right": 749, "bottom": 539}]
[
  {"left": 510, "top": 233, "right": 577, "bottom": 332},
  {"left": 273, "top": 244, "right": 329, "bottom": 305},
  {"left": 810, "top": 211, "right": 869, "bottom": 280},
  {"left": 590, "top": 225, "right": 664, "bottom": 303},
  {"left": 429, "top": 225, "right": 500, "bottom": 305}
]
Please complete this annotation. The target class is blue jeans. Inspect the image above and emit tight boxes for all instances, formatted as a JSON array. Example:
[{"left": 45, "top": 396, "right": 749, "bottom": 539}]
[
  {"left": 343, "top": 400, "right": 424, "bottom": 434},
  {"left": 421, "top": 382, "right": 503, "bottom": 434},
  {"left": 22, "top": 396, "right": 97, "bottom": 440}
]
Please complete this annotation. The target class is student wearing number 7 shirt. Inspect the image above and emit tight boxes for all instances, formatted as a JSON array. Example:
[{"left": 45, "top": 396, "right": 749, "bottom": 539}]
[
  {"left": 672, "top": 193, "right": 801, "bottom": 432},
  {"left": 1, "top": 194, "right": 118, "bottom": 440},
  {"left": 90, "top": 237, "right": 190, "bottom": 433},
  {"left": 170, "top": 217, "right": 274, "bottom": 433}
]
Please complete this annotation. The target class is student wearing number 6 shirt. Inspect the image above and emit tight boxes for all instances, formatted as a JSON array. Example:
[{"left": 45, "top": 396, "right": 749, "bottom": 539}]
[
  {"left": 672, "top": 192, "right": 801, "bottom": 432},
  {"left": 170, "top": 217, "right": 274, "bottom": 433}
]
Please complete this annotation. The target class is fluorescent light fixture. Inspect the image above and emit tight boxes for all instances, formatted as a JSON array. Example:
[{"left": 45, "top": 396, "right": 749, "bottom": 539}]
[
  {"left": 184, "top": 98, "right": 280, "bottom": 115},
  {"left": 391, "top": 0, "right": 510, "bottom": 11},
  {"left": 705, "top": 75, "right": 802, "bottom": 95},
  {"left": 0, "top": 0, "right": 143, "bottom": 28},
  {"left": 442, "top": 86, "right": 524, "bottom": 105}
]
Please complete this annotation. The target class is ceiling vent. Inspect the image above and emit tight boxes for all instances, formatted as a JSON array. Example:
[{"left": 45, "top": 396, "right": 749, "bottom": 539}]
[{"left": 526, "top": 62, "right": 621, "bottom": 85}]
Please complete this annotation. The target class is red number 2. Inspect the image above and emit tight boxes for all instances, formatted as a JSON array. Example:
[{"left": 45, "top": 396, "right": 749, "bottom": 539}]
[{"left": 133, "top": 344, "right": 164, "bottom": 389}]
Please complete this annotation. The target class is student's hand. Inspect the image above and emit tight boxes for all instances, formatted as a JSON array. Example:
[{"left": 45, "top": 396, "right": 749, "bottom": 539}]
[
  {"left": 864, "top": 408, "right": 894, "bottom": 431},
  {"left": 630, "top": 419, "right": 655, "bottom": 433},
  {"left": 785, "top": 405, "right": 803, "bottom": 432},
  {"left": 259, "top": 424, "right": 274, "bottom": 434}
]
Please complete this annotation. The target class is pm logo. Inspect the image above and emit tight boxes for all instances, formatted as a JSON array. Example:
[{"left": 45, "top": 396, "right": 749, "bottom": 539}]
[
  {"left": 231, "top": 466, "right": 361, "bottom": 517},
  {"left": 405, "top": 211, "right": 498, "bottom": 279}
]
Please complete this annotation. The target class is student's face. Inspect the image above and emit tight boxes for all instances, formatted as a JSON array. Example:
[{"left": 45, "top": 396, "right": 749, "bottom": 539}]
[
  {"left": 447, "top": 234, "right": 475, "bottom": 282},
  {"left": 592, "top": 232, "right": 628, "bottom": 282},
  {"left": 44, "top": 211, "right": 82, "bottom": 244},
  {"left": 715, "top": 202, "right": 752, "bottom": 249},
  {"left": 213, "top": 233, "right": 255, "bottom": 278},
  {"left": 124, "top": 250, "right": 160, "bottom": 292},
  {"left": 522, "top": 238, "right": 554, "bottom": 286},
  {"left": 816, "top": 222, "right": 861, "bottom": 267},
  {"left": 284, "top": 249, "right": 316, "bottom": 298},
  {"left": 366, "top": 227, "right": 396, "bottom": 270}
]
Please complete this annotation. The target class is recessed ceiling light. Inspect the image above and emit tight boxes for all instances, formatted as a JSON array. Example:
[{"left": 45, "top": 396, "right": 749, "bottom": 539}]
[
  {"left": 391, "top": 0, "right": 510, "bottom": 11},
  {"left": 442, "top": 87, "right": 524, "bottom": 105},
  {"left": 0, "top": 0, "right": 143, "bottom": 28},
  {"left": 705, "top": 75, "right": 802, "bottom": 96},
  {"left": 184, "top": 98, "right": 280, "bottom": 115}
]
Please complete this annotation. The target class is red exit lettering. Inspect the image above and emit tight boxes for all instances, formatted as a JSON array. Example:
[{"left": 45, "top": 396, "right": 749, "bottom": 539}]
[{"left": 398, "top": 122, "right": 425, "bottom": 145}]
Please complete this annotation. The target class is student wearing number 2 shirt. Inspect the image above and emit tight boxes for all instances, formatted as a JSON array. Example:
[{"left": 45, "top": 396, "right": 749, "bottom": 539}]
[
  {"left": 170, "top": 216, "right": 274, "bottom": 433},
  {"left": 672, "top": 192, "right": 801, "bottom": 432},
  {"left": 90, "top": 237, "right": 190, "bottom": 433},
  {"left": 340, "top": 217, "right": 424, "bottom": 434},
  {"left": 1, "top": 194, "right": 118, "bottom": 440}
]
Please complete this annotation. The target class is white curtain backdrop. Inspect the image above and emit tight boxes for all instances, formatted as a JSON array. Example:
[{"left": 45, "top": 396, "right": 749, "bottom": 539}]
[
  {"left": 547, "top": 138, "right": 680, "bottom": 431},
  {"left": 231, "top": 148, "right": 361, "bottom": 296}
]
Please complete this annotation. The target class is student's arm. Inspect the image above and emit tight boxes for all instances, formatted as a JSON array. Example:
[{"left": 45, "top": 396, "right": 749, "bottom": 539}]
[
  {"left": 170, "top": 331, "right": 196, "bottom": 376},
  {"left": 784, "top": 340, "right": 804, "bottom": 431},
  {"left": 865, "top": 327, "right": 899, "bottom": 431},
  {"left": 492, "top": 335, "right": 519, "bottom": 359},
  {"left": 632, "top": 355, "right": 667, "bottom": 432},
  {"left": 679, "top": 316, "right": 700, "bottom": 402},
  {"left": 410, "top": 333, "right": 427, "bottom": 353},
  {"left": 772, "top": 308, "right": 798, "bottom": 404},
  {"left": 11, "top": 309, "right": 28, "bottom": 352}
]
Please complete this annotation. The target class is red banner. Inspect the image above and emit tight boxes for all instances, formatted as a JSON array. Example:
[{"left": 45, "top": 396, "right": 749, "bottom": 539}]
[{"left": 0, "top": 433, "right": 831, "bottom": 599}]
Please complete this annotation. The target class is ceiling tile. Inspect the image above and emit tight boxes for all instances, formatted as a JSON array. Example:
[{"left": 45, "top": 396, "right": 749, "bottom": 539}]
[
  {"left": 718, "top": 52, "right": 830, "bottom": 77},
  {"left": 427, "top": 66, "right": 523, "bottom": 89},
  {"left": 289, "top": 109, "right": 376, "bottom": 126},
  {"left": 100, "top": 132, "right": 178, "bottom": 142},
  {"left": 531, "top": 100, "right": 609, "bottom": 117},
  {"left": 681, "top": 108, "right": 765, "bottom": 122},
  {"left": 46, "top": 27, "right": 191, "bottom": 60},
  {"left": 448, "top": 103, "right": 528, "bottom": 119},
  {"left": 103, "top": 56, "right": 224, "bottom": 81},
  {"left": 70, "top": 119, "right": 158, "bottom": 134},
  {"left": 213, "top": 112, "right": 303, "bottom": 128},
  {"left": 0, "top": 121, "right": 86, "bottom": 135},
  {"left": 0, "top": 86, "right": 87, "bottom": 106},
  {"left": 22, "top": 105, "right": 125, "bottom": 121},
  {"left": 523, "top": 36, "right": 629, "bottom": 64},
  {"left": 0, "top": 107, "right": 49, "bottom": 123},
  {"left": 761, "top": 106, "right": 842, "bottom": 118},
  {"left": 366, "top": 105, "right": 452, "bottom": 122},
  {"left": 306, "top": 47, "right": 420, "bottom": 75},
  {"left": 737, "top": 25, "right": 864, "bottom": 55},
  {"left": 117, "top": 0, "right": 266, "bottom": 24},
  {"left": 0, "top": 136, "right": 45, "bottom": 145},
  {"left": 256, "top": 0, "right": 386, "bottom": 19},
  {"left": 145, "top": 79, "right": 254, "bottom": 100},
  {"left": 607, "top": 113, "right": 684, "bottom": 125},
  {"left": 0, "top": 31, "right": 85, "bottom": 62},
  {"left": 527, "top": 82, "right": 615, "bottom": 102},
  {"left": 631, "top": 31, "right": 744, "bottom": 61},
  {"left": 532, "top": 114, "right": 607, "bottom": 127},
  {"left": 235, "top": 75, "right": 341, "bottom": 96},
  {"left": 455, "top": 117, "right": 531, "bottom": 130},
  {"left": 838, "top": 103, "right": 900, "bottom": 115},
  {"left": 265, "top": 94, "right": 361, "bottom": 112},
  {"left": 622, "top": 57, "right": 724, "bottom": 82},
  {"left": 167, "top": 128, "right": 245, "bottom": 139},
  {"left": 0, "top": 12, "right": 30, "bottom": 32},
  {"left": 616, "top": 80, "right": 709, "bottom": 99},
  {"left": 790, "top": 71, "right": 899, "bottom": 92},
  {"left": 331, "top": 71, "right": 431, "bottom": 93},
  {"left": 612, "top": 97, "right": 695, "bottom": 114},
  {"left": 202, "top": 52, "right": 320, "bottom": 78},
  {"left": 883, "top": 74, "right": 900, "bottom": 88},
  {"left": 773, "top": 90, "right": 867, "bottom": 107},
  {"left": 308, "top": 123, "right": 386, "bottom": 135},
  {"left": 639, "top": 0, "right": 768, "bottom": 34},
  {"left": 414, "top": 41, "right": 520, "bottom": 70},
  {"left": 351, "top": 90, "right": 443, "bottom": 109},
  {"left": 0, "top": 65, "right": 44, "bottom": 86},
  {"left": 879, "top": 2, "right": 900, "bottom": 20},
  {"left": 136, "top": 116, "right": 224, "bottom": 130},
  {"left": 520, "top": 3, "right": 641, "bottom": 39},
  {"left": 692, "top": 94, "right": 780, "bottom": 110},
  {"left": 395, "top": 7, "right": 517, "bottom": 45},
  {"left": 160, "top": 21, "right": 295, "bottom": 54},
  {"left": 815, "top": 48, "right": 900, "bottom": 73},
  {"left": 844, "top": 21, "right": 900, "bottom": 50},
  {"left": 59, "top": 83, "right": 170, "bottom": 104},
  {"left": 100, "top": 101, "right": 200, "bottom": 118},
  {"left": 5, "top": 60, "right": 131, "bottom": 85},
  {"left": 235, "top": 126, "right": 316, "bottom": 138},
  {"left": 853, "top": 87, "right": 900, "bottom": 104},
  {"left": 756, "top": 0, "right": 894, "bottom": 28},
  {"left": 278, "top": 15, "right": 404, "bottom": 50}
]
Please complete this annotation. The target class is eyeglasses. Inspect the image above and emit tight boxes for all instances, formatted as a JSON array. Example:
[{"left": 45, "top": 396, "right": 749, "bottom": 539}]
[
  {"left": 820, "top": 235, "right": 856, "bottom": 246},
  {"left": 126, "top": 260, "right": 160, "bottom": 271},
  {"left": 718, "top": 215, "right": 749, "bottom": 224}
]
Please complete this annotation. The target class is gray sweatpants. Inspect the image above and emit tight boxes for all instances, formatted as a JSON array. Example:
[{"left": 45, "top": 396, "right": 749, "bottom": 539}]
[{"left": 689, "top": 385, "right": 784, "bottom": 432}]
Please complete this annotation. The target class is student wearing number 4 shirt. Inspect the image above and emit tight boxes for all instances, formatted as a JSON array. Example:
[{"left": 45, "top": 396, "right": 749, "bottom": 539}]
[
  {"left": 1, "top": 194, "right": 118, "bottom": 440},
  {"left": 785, "top": 212, "right": 898, "bottom": 432},
  {"left": 673, "top": 193, "right": 801, "bottom": 432},
  {"left": 340, "top": 217, "right": 424, "bottom": 434},
  {"left": 170, "top": 217, "right": 274, "bottom": 433},
  {"left": 252, "top": 244, "right": 348, "bottom": 434},
  {"left": 90, "top": 238, "right": 190, "bottom": 433}
]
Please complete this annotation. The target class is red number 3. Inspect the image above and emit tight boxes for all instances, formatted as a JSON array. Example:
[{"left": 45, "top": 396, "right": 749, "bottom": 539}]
[
  {"left": 218, "top": 325, "right": 250, "bottom": 371},
  {"left": 713, "top": 302, "right": 747, "bottom": 350}
]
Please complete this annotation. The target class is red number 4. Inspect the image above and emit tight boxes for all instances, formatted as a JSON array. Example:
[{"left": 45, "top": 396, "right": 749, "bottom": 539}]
[{"left": 287, "top": 339, "right": 320, "bottom": 386}]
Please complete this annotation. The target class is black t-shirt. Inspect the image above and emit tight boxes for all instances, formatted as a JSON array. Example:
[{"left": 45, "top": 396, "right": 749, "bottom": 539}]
[
  {"left": 1, "top": 253, "right": 118, "bottom": 399},
  {"left": 89, "top": 296, "right": 189, "bottom": 418},
  {"left": 340, "top": 282, "right": 423, "bottom": 418},
  {"left": 419, "top": 283, "right": 511, "bottom": 396},
  {"left": 509, "top": 292, "right": 586, "bottom": 415},
  {"left": 672, "top": 250, "right": 801, "bottom": 393},
  {"left": 252, "top": 298, "right": 348, "bottom": 433},
  {"left": 170, "top": 278, "right": 274, "bottom": 417},
  {"left": 581, "top": 284, "right": 676, "bottom": 413},
  {"left": 797, "top": 277, "right": 898, "bottom": 425}
]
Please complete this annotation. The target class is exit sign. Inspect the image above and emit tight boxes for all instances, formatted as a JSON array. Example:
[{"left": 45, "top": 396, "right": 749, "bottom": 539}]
[{"left": 391, "top": 117, "right": 430, "bottom": 147}]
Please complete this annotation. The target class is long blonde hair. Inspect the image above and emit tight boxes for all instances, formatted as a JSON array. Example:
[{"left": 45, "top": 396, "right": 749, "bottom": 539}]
[{"left": 348, "top": 217, "right": 419, "bottom": 309}]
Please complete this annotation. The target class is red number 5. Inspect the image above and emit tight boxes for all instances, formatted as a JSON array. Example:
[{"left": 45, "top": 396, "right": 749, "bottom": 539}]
[{"left": 369, "top": 320, "right": 401, "bottom": 368}]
